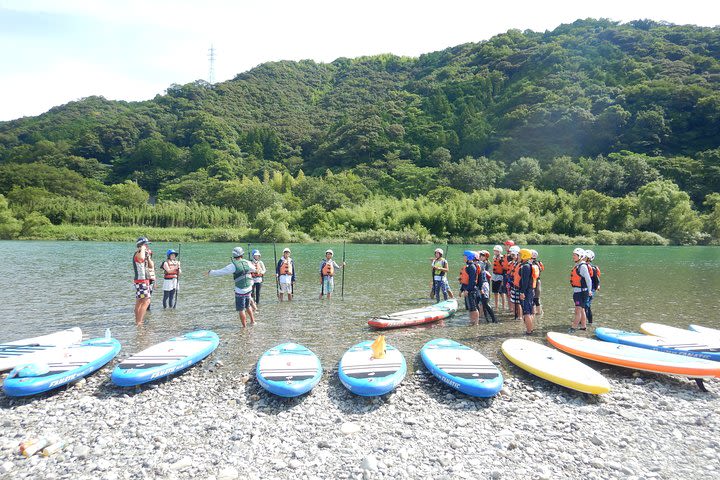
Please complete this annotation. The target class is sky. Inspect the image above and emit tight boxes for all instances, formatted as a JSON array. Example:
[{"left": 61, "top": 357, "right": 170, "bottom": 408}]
[{"left": 0, "top": 0, "right": 718, "bottom": 121}]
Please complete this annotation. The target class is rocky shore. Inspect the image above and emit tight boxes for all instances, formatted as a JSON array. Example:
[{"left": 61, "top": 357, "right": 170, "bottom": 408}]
[{"left": 1, "top": 360, "right": 719, "bottom": 480}]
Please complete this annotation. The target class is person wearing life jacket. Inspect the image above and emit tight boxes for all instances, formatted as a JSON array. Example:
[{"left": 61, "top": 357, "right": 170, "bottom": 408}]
[
  {"left": 144, "top": 246, "right": 156, "bottom": 312},
  {"left": 249, "top": 249, "right": 266, "bottom": 308},
  {"left": 518, "top": 249, "right": 536, "bottom": 335},
  {"left": 491, "top": 245, "right": 506, "bottom": 312},
  {"left": 160, "top": 249, "right": 181, "bottom": 309},
  {"left": 584, "top": 249, "right": 600, "bottom": 325},
  {"left": 133, "top": 237, "right": 152, "bottom": 326},
  {"left": 319, "top": 249, "right": 345, "bottom": 300},
  {"left": 207, "top": 246, "right": 257, "bottom": 327},
  {"left": 569, "top": 247, "right": 593, "bottom": 333},
  {"left": 430, "top": 248, "right": 454, "bottom": 303},
  {"left": 476, "top": 250, "right": 497, "bottom": 323},
  {"left": 506, "top": 245, "right": 521, "bottom": 320},
  {"left": 530, "top": 249, "right": 544, "bottom": 316},
  {"left": 276, "top": 247, "right": 296, "bottom": 301},
  {"left": 458, "top": 250, "right": 480, "bottom": 325}
]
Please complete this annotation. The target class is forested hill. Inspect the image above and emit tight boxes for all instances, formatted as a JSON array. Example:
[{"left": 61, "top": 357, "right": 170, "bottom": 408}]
[{"left": 1, "top": 19, "right": 720, "bottom": 245}]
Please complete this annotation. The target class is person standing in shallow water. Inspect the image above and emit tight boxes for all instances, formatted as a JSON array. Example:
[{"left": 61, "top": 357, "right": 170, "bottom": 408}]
[
  {"left": 132, "top": 237, "right": 152, "bottom": 326},
  {"left": 569, "top": 247, "right": 592, "bottom": 333},
  {"left": 459, "top": 250, "right": 480, "bottom": 325},
  {"left": 207, "top": 247, "right": 256, "bottom": 327},
  {"left": 430, "top": 248, "right": 453, "bottom": 302},
  {"left": 160, "top": 249, "right": 181, "bottom": 309},
  {"left": 517, "top": 249, "right": 535, "bottom": 335},
  {"left": 250, "top": 249, "right": 266, "bottom": 309},
  {"left": 276, "top": 248, "right": 295, "bottom": 301},
  {"left": 584, "top": 249, "right": 600, "bottom": 324},
  {"left": 319, "top": 249, "right": 345, "bottom": 300}
]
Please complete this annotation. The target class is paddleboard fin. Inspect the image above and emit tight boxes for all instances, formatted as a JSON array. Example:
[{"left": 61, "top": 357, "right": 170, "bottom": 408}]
[
  {"left": 105, "top": 328, "right": 111, "bottom": 339},
  {"left": 695, "top": 378, "right": 708, "bottom": 392},
  {"left": 371, "top": 335, "right": 386, "bottom": 359}
]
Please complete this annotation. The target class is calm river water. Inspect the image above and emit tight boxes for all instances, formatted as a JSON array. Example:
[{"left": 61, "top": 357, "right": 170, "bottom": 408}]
[{"left": 1, "top": 241, "right": 719, "bottom": 373}]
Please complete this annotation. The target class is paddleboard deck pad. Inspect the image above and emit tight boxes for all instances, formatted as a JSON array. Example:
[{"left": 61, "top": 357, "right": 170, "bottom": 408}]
[
  {"left": 501, "top": 338, "right": 609, "bottom": 394},
  {"left": 0, "top": 327, "right": 83, "bottom": 372},
  {"left": 422, "top": 338, "right": 503, "bottom": 397},
  {"left": 368, "top": 299, "right": 458, "bottom": 329},
  {"left": 256, "top": 343, "right": 322, "bottom": 397},
  {"left": 111, "top": 330, "right": 220, "bottom": 387},
  {"left": 3, "top": 336, "right": 121, "bottom": 397},
  {"left": 338, "top": 341, "right": 406, "bottom": 396}
]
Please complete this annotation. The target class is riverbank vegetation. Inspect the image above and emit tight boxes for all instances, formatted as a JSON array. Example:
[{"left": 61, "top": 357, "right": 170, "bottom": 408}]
[{"left": 1, "top": 19, "right": 719, "bottom": 244}]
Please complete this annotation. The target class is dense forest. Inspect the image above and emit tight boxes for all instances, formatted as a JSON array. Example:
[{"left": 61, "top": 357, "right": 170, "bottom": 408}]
[{"left": 1, "top": 19, "right": 719, "bottom": 244}]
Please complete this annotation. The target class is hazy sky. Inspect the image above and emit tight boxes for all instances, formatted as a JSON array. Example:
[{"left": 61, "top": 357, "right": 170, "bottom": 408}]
[{"left": 1, "top": 0, "right": 718, "bottom": 121}]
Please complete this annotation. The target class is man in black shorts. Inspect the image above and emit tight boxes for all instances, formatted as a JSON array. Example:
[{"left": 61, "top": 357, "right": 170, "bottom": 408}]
[{"left": 517, "top": 249, "right": 535, "bottom": 335}]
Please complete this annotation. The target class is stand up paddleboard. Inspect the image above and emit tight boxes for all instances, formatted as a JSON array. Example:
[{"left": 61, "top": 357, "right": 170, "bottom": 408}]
[
  {"left": 689, "top": 324, "right": 720, "bottom": 340},
  {"left": 641, "top": 322, "right": 720, "bottom": 346},
  {"left": 256, "top": 343, "right": 322, "bottom": 397},
  {"left": 501, "top": 338, "right": 609, "bottom": 394},
  {"left": 111, "top": 330, "right": 220, "bottom": 387},
  {"left": 0, "top": 327, "right": 83, "bottom": 372},
  {"left": 338, "top": 340, "right": 406, "bottom": 396},
  {"left": 3, "top": 333, "right": 121, "bottom": 397},
  {"left": 547, "top": 332, "right": 720, "bottom": 378},
  {"left": 368, "top": 299, "right": 458, "bottom": 329},
  {"left": 422, "top": 338, "right": 503, "bottom": 397},
  {"left": 596, "top": 327, "right": 720, "bottom": 362}
]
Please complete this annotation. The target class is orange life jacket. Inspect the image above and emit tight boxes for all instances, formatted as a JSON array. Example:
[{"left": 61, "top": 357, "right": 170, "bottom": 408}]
[
  {"left": 250, "top": 260, "right": 263, "bottom": 277},
  {"left": 503, "top": 257, "right": 514, "bottom": 275},
  {"left": 279, "top": 258, "right": 293, "bottom": 275},
  {"left": 459, "top": 265, "right": 470, "bottom": 285},
  {"left": 570, "top": 262, "right": 588, "bottom": 288},
  {"left": 513, "top": 263, "right": 522, "bottom": 288},
  {"left": 531, "top": 263, "right": 540, "bottom": 289},
  {"left": 493, "top": 255, "right": 505, "bottom": 274},
  {"left": 162, "top": 260, "right": 180, "bottom": 279},
  {"left": 321, "top": 261, "right": 334, "bottom": 277}
]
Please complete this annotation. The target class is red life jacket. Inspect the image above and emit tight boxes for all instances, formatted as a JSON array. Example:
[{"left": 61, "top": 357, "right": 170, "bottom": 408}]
[
  {"left": 162, "top": 260, "right": 180, "bottom": 279},
  {"left": 250, "top": 260, "right": 264, "bottom": 278}
]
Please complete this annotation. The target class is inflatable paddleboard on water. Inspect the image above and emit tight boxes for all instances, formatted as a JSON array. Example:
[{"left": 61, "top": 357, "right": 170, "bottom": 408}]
[
  {"left": 547, "top": 332, "right": 720, "bottom": 378},
  {"left": 422, "top": 338, "right": 503, "bottom": 397},
  {"left": 338, "top": 340, "right": 406, "bottom": 396},
  {"left": 501, "top": 338, "right": 609, "bottom": 394},
  {"left": 0, "top": 327, "right": 83, "bottom": 372},
  {"left": 256, "top": 343, "right": 322, "bottom": 397},
  {"left": 368, "top": 299, "right": 458, "bottom": 329},
  {"left": 111, "top": 330, "right": 220, "bottom": 387},
  {"left": 596, "top": 327, "right": 720, "bottom": 362},
  {"left": 3, "top": 334, "right": 121, "bottom": 397}
]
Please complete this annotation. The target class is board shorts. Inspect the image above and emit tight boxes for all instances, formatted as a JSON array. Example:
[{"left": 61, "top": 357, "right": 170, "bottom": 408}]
[
  {"left": 510, "top": 285, "right": 521, "bottom": 304},
  {"left": 491, "top": 280, "right": 503, "bottom": 294},
  {"left": 465, "top": 288, "right": 479, "bottom": 311},
  {"left": 573, "top": 290, "right": 588, "bottom": 307},
  {"left": 521, "top": 291, "right": 534, "bottom": 315},
  {"left": 162, "top": 278, "right": 178, "bottom": 291},
  {"left": 322, "top": 275, "right": 334, "bottom": 293},
  {"left": 279, "top": 282, "right": 292, "bottom": 294},
  {"left": 134, "top": 282, "right": 151, "bottom": 299},
  {"left": 235, "top": 292, "right": 251, "bottom": 311}
]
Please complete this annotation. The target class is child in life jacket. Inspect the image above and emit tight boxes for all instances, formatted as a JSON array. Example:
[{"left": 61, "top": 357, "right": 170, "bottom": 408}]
[
  {"left": 319, "top": 249, "right": 345, "bottom": 300},
  {"left": 161, "top": 249, "right": 181, "bottom": 309}
]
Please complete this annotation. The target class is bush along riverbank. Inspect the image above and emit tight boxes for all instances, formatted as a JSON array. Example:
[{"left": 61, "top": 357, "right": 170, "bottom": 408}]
[{"left": 1, "top": 362, "right": 718, "bottom": 479}]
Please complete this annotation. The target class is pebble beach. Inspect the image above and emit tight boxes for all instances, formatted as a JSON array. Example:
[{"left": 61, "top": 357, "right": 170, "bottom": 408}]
[{"left": 1, "top": 357, "right": 719, "bottom": 480}]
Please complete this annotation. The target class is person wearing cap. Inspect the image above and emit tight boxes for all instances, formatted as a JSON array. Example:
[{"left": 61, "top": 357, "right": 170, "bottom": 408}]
[
  {"left": 569, "top": 247, "right": 593, "bottom": 333},
  {"left": 459, "top": 250, "right": 480, "bottom": 325},
  {"left": 132, "top": 237, "right": 152, "bottom": 326},
  {"left": 276, "top": 247, "right": 296, "bottom": 301},
  {"left": 529, "top": 250, "right": 544, "bottom": 316},
  {"left": 491, "top": 245, "right": 506, "bottom": 312},
  {"left": 430, "top": 248, "right": 453, "bottom": 302},
  {"left": 160, "top": 249, "right": 181, "bottom": 309},
  {"left": 206, "top": 247, "right": 256, "bottom": 327},
  {"left": 319, "top": 249, "right": 345, "bottom": 299},
  {"left": 517, "top": 249, "right": 536, "bottom": 334},
  {"left": 584, "top": 250, "right": 600, "bottom": 324},
  {"left": 250, "top": 249, "right": 266, "bottom": 308}
]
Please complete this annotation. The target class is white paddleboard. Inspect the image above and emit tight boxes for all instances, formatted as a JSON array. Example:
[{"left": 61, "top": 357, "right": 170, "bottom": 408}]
[{"left": 0, "top": 327, "right": 83, "bottom": 372}]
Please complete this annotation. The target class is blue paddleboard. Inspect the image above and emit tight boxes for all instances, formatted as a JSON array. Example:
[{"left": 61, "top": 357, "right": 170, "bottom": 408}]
[
  {"left": 338, "top": 340, "right": 406, "bottom": 396},
  {"left": 111, "top": 330, "right": 220, "bottom": 387},
  {"left": 595, "top": 327, "right": 720, "bottom": 362},
  {"left": 421, "top": 338, "right": 503, "bottom": 397},
  {"left": 3, "top": 335, "right": 121, "bottom": 397},
  {"left": 256, "top": 343, "right": 322, "bottom": 397}
]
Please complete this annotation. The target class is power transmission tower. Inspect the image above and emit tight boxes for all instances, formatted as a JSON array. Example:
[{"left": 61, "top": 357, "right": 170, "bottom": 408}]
[{"left": 208, "top": 44, "right": 216, "bottom": 84}]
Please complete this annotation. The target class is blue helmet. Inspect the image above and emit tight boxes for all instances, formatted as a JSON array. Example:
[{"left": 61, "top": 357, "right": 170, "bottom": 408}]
[
  {"left": 166, "top": 249, "right": 178, "bottom": 257},
  {"left": 463, "top": 250, "right": 475, "bottom": 261},
  {"left": 251, "top": 249, "right": 260, "bottom": 257}
]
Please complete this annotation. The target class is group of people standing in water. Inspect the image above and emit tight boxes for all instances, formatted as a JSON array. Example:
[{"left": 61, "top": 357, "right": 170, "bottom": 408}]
[{"left": 132, "top": 237, "right": 600, "bottom": 332}]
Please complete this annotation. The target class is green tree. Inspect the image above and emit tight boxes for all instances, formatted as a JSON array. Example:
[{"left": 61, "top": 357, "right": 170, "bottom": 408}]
[
  {"left": 0, "top": 194, "right": 21, "bottom": 239},
  {"left": 637, "top": 180, "right": 701, "bottom": 243},
  {"left": 107, "top": 181, "right": 150, "bottom": 208}
]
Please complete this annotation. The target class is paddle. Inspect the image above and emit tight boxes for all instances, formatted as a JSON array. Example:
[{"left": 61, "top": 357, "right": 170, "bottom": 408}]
[
  {"left": 341, "top": 240, "right": 346, "bottom": 299},
  {"left": 173, "top": 242, "right": 181, "bottom": 308},
  {"left": 273, "top": 241, "right": 280, "bottom": 300}
]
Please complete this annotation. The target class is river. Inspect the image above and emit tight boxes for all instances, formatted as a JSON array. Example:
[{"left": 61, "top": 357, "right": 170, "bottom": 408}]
[{"left": 1, "top": 241, "right": 719, "bottom": 373}]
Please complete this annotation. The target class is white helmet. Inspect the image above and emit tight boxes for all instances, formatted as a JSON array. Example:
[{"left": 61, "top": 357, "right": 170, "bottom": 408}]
[
  {"left": 283, "top": 248, "right": 291, "bottom": 253},
  {"left": 434, "top": 248, "right": 443, "bottom": 255},
  {"left": 232, "top": 246, "right": 244, "bottom": 258},
  {"left": 493, "top": 245, "right": 503, "bottom": 253},
  {"left": 530, "top": 249, "right": 538, "bottom": 259},
  {"left": 572, "top": 247, "right": 585, "bottom": 257},
  {"left": 509, "top": 245, "right": 520, "bottom": 255},
  {"left": 325, "top": 249, "right": 334, "bottom": 255},
  {"left": 585, "top": 249, "right": 595, "bottom": 261}
]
